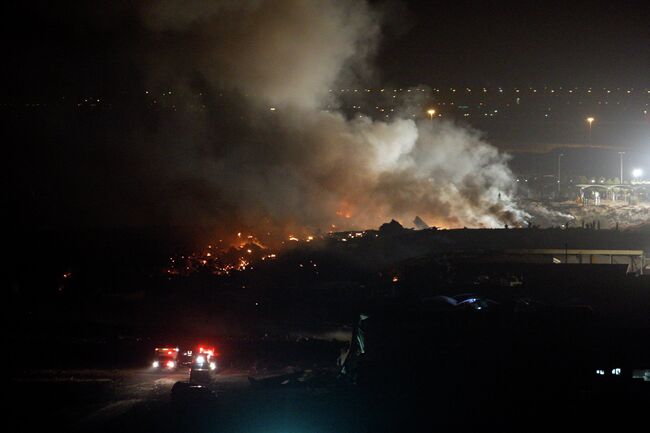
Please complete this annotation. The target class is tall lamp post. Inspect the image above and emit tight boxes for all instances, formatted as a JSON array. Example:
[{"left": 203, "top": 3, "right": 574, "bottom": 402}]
[
  {"left": 427, "top": 108, "right": 436, "bottom": 121},
  {"left": 586, "top": 117, "right": 595, "bottom": 142},
  {"left": 558, "top": 153, "right": 564, "bottom": 194},
  {"left": 618, "top": 151, "right": 625, "bottom": 184}
]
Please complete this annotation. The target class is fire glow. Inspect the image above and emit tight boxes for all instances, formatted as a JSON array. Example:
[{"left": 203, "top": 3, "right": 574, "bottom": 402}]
[
  {"left": 165, "top": 232, "right": 272, "bottom": 276},
  {"left": 163, "top": 229, "right": 370, "bottom": 277}
]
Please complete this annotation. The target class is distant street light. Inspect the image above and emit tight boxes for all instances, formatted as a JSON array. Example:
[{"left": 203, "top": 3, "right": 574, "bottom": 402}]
[
  {"left": 427, "top": 108, "right": 436, "bottom": 121},
  {"left": 586, "top": 117, "right": 595, "bottom": 142},
  {"left": 632, "top": 168, "right": 643, "bottom": 179}
]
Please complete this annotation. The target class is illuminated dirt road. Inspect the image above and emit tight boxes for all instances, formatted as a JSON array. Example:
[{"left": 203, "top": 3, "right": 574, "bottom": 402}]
[
  {"left": 12, "top": 364, "right": 650, "bottom": 433},
  {"left": 11, "top": 366, "right": 368, "bottom": 433},
  {"left": 11, "top": 368, "right": 257, "bottom": 432}
]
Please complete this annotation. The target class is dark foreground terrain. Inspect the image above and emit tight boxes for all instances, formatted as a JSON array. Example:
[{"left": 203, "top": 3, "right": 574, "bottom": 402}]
[
  {"left": 9, "top": 226, "right": 649, "bottom": 432},
  {"left": 9, "top": 304, "right": 650, "bottom": 433},
  {"left": 10, "top": 359, "right": 650, "bottom": 433}
]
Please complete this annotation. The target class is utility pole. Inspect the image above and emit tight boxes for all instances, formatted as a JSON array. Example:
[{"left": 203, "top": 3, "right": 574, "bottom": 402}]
[
  {"left": 586, "top": 117, "right": 595, "bottom": 142},
  {"left": 558, "top": 153, "right": 564, "bottom": 194},
  {"left": 619, "top": 152, "right": 625, "bottom": 184}
]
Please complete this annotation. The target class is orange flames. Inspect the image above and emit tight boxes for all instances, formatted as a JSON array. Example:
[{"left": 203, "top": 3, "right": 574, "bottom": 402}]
[
  {"left": 164, "top": 225, "right": 372, "bottom": 278},
  {"left": 164, "top": 231, "right": 273, "bottom": 276}
]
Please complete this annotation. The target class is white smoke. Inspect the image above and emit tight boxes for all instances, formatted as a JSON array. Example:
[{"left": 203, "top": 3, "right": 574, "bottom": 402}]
[
  {"left": 143, "top": 0, "right": 379, "bottom": 110},
  {"left": 139, "top": 0, "right": 528, "bottom": 234}
]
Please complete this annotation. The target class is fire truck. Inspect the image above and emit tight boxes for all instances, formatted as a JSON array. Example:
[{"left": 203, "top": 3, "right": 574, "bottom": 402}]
[
  {"left": 151, "top": 347, "right": 180, "bottom": 371},
  {"left": 189, "top": 346, "right": 218, "bottom": 384}
]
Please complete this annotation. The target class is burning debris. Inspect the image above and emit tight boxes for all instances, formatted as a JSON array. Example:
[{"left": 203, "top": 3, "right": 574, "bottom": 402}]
[
  {"left": 165, "top": 233, "right": 273, "bottom": 276},
  {"left": 164, "top": 229, "right": 378, "bottom": 277}
]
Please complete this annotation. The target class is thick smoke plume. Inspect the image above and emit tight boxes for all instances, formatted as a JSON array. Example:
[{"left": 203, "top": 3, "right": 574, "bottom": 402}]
[{"left": 139, "top": 0, "right": 528, "bottom": 238}]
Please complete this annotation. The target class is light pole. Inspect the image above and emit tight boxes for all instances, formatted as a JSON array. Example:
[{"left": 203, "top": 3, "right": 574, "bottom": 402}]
[
  {"left": 618, "top": 152, "right": 625, "bottom": 184},
  {"left": 558, "top": 153, "right": 564, "bottom": 194},
  {"left": 586, "top": 117, "right": 595, "bottom": 142},
  {"left": 427, "top": 108, "right": 436, "bottom": 121}
]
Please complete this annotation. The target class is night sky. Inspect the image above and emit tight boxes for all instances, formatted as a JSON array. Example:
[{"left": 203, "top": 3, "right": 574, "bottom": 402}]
[
  {"left": 376, "top": 0, "right": 649, "bottom": 87},
  {"left": 4, "top": 0, "right": 649, "bottom": 95},
  {"left": 4, "top": 0, "right": 649, "bottom": 235}
]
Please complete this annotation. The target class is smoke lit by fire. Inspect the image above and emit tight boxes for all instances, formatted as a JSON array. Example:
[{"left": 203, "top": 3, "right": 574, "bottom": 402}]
[{"left": 140, "top": 0, "right": 530, "bottom": 241}]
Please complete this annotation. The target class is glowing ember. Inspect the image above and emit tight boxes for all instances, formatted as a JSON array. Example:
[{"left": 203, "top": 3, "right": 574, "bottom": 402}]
[{"left": 164, "top": 232, "right": 276, "bottom": 276}]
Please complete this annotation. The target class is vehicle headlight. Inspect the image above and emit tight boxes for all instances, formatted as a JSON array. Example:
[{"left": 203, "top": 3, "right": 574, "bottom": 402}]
[
  {"left": 210, "top": 362, "right": 217, "bottom": 371},
  {"left": 152, "top": 361, "right": 159, "bottom": 368},
  {"left": 196, "top": 355, "right": 205, "bottom": 364},
  {"left": 166, "top": 360, "right": 175, "bottom": 368}
]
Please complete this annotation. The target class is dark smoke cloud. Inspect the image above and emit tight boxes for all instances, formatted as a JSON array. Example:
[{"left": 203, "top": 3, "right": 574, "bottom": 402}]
[
  {"left": 9, "top": 1, "right": 527, "bottom": 238},
  {"left": 142, "top": 0, "right": 379, "bottom": 110},
  {"left": 132, "top": 0, "right": 528, "bottom": 236}
]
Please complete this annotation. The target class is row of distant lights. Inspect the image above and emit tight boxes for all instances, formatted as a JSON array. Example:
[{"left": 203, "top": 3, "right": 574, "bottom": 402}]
[
  {"left": 329, "top": 88, "right": 647, "bottom": 94},
  {"left": 68, "top": 88, "right": 647, "bottom": 104},
  {"left": 68, "top": 89, "right": 645, "bottom": 113},
  {"left": 519, "top": 173, "right": 645, "bottom": 183},
  {"left": 63, "top": 87, "right": 650, "bottom": 101},
  {"left": 142, "top": 88, "right": 649, "bottom": 94}
]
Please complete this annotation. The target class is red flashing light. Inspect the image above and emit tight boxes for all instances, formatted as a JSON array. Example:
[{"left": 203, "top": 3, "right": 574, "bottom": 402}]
[{"left": 197, "top": 345, "right": 218, "bottom": 356}]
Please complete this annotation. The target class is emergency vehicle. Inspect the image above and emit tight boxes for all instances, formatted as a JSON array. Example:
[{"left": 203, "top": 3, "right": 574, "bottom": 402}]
[
  {"left": 151, "top": 347, "right": 180, "bottom": 371},
  {"left": 189, "top": 346, "right": 218, "bottom": 384}
]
